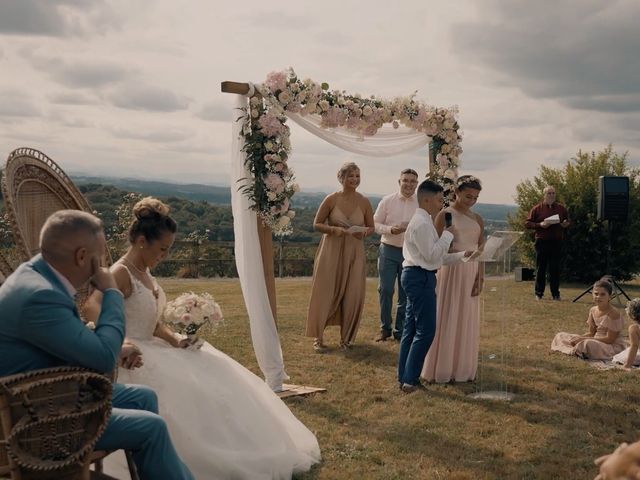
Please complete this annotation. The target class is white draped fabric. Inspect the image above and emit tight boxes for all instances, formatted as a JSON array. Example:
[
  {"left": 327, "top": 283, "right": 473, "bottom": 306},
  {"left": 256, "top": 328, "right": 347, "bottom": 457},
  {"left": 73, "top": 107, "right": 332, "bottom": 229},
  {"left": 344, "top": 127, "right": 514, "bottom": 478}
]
[
  {"left": 229, "top": 95, "right": 431, "bottom": 391},
  {"left": 286, "top": 112, "right": 430, "bottom": 156},
  {"left": 230, "top": 95, "right": 288, "bottom": 392}
]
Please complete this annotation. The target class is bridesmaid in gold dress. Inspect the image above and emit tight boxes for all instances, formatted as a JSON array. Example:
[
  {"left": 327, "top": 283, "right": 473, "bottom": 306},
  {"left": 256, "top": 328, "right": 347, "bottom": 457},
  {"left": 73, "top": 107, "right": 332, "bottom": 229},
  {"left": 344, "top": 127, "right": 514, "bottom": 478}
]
[
  {"left": 422, "top": 175, "right": 484, "bottom": 382},
  {"left": 306, "top": 162, "right": 374, "bottom": 352}
]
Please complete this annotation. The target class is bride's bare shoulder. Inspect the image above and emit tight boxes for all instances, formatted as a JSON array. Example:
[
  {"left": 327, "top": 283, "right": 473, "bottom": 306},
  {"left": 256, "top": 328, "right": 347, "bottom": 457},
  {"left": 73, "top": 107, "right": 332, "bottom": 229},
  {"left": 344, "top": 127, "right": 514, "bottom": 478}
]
[{"left": 111, "top": 262, "right": 133, "bottom": 297}]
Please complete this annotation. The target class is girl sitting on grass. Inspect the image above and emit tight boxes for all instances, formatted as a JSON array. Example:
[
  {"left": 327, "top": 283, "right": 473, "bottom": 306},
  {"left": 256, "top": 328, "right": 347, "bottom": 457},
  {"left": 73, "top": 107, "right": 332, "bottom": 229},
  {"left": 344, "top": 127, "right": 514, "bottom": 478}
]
[
  {"left": 551, "top": 278, "right": 626, "bottom": 360},
  {"left": 613, "top": 298, "right": 640, "bottom": 369}
]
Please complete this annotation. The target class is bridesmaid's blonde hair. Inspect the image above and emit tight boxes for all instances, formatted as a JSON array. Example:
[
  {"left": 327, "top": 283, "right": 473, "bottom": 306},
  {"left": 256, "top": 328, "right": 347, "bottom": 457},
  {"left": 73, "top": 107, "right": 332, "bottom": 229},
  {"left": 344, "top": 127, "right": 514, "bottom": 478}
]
[{"left": 337, "top": 162, "right": 359, "bottom": 184}]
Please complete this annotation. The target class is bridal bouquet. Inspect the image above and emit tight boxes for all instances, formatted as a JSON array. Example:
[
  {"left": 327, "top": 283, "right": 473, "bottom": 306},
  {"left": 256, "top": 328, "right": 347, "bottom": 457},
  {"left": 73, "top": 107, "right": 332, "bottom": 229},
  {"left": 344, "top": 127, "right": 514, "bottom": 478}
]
[{"left": 163, "top": 292, "right": 223, "bottom": 350}]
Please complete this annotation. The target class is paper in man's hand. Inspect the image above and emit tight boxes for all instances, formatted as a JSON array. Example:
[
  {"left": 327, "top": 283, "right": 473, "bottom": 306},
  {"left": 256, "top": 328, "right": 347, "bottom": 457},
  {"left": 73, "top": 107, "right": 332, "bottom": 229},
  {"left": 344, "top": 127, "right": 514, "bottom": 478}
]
[{"left": 544, "top": 214, "right": 560, "bottom": 224}]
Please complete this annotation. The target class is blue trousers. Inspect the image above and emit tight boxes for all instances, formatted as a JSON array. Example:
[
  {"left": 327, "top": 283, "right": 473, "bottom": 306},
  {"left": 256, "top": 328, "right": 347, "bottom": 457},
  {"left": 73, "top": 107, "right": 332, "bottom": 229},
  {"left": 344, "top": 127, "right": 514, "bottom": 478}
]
[
  {"left": 96, "top": 383, "right": 194, "bottom": 480},
  {"left": 398, "top": 267, "right": 437, "bottom": 386},
  {"left": 377, "top": 243, "right": 406, "bottom": 338}
]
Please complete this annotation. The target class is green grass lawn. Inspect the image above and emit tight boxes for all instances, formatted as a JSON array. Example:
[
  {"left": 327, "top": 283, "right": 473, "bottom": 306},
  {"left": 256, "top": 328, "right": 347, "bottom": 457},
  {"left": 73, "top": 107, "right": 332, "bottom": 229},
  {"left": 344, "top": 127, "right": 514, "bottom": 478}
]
[{"left": 158, "top": 276, "right": 640, "bottom": 480}]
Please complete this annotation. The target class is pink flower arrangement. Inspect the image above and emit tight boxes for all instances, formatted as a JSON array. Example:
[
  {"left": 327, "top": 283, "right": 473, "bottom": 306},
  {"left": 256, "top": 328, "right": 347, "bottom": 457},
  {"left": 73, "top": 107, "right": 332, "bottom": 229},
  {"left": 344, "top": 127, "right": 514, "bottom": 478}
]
[
  {"left": 264, "top": 173, "right": 285, "bottom": 194},
  {"left": 265, "top": 71, "right": 288, "bottom": 93},
  {"left": 258, "top": 112, "right": 287, "bottom": 137},
  {"left": 241, "top": 68, "right": 462, "bottom": 235},
  {"left": 164, "top": 292, "right": 223, "bottom": 341}
]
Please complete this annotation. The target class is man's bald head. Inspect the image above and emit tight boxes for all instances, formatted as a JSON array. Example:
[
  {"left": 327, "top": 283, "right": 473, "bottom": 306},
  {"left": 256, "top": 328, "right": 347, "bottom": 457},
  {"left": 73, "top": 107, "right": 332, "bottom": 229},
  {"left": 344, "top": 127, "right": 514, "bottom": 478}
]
[{"left": 39, "top": 210, "right": 104, "bottom": 265}]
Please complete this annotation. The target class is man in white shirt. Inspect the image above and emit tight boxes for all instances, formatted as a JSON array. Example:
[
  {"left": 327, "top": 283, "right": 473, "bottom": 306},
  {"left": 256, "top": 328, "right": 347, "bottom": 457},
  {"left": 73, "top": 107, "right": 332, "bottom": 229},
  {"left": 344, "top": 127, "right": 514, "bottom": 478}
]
[
  {"left": 397, "top": 180, "right": 471, "bottom": 393},
  {"left": 373, "top": 168, "right": 419, "bottom": 341}
]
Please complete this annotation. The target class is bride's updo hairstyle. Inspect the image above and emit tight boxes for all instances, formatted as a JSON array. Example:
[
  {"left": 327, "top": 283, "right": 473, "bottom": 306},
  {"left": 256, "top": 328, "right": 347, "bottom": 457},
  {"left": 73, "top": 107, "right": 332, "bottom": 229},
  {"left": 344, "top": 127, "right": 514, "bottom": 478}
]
[{"left": 128, "top": 197, "right": 177, "bottom": 244}]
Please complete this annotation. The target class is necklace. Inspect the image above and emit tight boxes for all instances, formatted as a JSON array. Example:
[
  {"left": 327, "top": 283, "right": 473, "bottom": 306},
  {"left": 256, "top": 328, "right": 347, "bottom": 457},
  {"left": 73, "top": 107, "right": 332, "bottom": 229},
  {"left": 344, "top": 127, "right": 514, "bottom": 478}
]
[
  {"left": 122, "top": 257, "right": 159, "bottom": 299},
  {"left": 122, "top": 257, "right": 147, "bottom": 275}
]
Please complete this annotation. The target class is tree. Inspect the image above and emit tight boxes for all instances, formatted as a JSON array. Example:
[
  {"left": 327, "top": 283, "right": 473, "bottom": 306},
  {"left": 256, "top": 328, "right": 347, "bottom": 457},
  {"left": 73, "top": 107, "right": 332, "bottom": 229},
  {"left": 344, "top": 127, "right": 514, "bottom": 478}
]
[{"left": 509, "top": 146, "right": 640, "bottom": 283}]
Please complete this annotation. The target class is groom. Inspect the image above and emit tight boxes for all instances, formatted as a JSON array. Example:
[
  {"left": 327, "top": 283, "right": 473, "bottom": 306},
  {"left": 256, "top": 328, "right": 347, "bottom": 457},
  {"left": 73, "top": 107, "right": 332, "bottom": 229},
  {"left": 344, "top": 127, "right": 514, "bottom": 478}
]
[{"left": 0, "top": 210, "right": 194, "bottom": 480}]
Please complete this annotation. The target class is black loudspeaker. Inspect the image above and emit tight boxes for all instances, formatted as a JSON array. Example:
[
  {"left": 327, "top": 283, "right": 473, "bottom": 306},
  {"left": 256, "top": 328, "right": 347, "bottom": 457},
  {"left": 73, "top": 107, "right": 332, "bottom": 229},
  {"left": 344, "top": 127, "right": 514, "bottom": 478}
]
[
  {"left": 514, "top": 267, "right": 535, "bottom": 282},
  {"left": 598, "top": 176, "right": 629, "bottom": 221}
]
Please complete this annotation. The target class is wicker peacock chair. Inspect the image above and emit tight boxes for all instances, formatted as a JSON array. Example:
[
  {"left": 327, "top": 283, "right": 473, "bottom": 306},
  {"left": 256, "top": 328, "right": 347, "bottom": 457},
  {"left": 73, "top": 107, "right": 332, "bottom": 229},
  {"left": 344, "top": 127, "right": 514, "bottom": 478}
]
[
  {"left": 0, "top": 147, "right": 112, "bottom": 304},
  {"left": 0, "top": 251, "right": 12, "bottom": 285},
  {"left": 0, "top": 367, "right": 112, "bottom": 480},
  {"left": 1, "top": 147, "right": 103, "bottom": 262}
]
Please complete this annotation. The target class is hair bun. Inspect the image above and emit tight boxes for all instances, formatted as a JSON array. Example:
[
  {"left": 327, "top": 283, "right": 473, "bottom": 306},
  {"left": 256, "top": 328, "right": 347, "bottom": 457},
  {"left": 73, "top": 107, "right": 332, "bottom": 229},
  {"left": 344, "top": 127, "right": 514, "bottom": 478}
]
[
  {"left": 133, "top": 197, "right": 170, "bottom": 220},
  {"left": 599, "top": 275, "right": 614, "bottom": 285}
]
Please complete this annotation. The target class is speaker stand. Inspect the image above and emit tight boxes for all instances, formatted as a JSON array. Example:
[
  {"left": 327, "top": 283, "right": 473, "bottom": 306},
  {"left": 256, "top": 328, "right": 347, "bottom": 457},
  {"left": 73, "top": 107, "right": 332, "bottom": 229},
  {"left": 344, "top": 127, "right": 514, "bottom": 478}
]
[
  {"left": 573, "top": 277, "right": 631, "bottom": 304},
  {"left": 572, "top": 220, "right": 631, "bottom": 304}
]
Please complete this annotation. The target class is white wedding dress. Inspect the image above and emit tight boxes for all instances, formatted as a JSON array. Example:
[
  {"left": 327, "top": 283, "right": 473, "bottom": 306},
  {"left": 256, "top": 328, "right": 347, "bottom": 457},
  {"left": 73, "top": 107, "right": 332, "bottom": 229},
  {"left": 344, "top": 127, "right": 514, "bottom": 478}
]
[{"left": 104, "top": 268, "right": 321, "bottom": 480}]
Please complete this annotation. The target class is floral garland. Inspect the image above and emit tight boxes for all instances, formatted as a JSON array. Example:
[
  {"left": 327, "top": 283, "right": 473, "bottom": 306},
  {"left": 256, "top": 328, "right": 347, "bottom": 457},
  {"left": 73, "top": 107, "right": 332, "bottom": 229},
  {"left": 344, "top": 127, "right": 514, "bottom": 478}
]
[
  {"left": 239, "top": 68, "right": 463, "bottom": 234},
  {"left": 239, "top": 92, "right": 298, "bottom": 235}
]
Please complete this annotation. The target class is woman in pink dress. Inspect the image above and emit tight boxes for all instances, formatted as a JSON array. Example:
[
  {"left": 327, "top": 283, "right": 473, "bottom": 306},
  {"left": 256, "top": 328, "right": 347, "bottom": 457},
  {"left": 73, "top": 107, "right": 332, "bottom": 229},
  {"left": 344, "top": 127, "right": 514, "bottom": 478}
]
[
  {"left": 422, "top": 175, "right": 484, "bottom": 383},
  {"left": 551, "top": 278, "right": 626, "bottom": 360}
]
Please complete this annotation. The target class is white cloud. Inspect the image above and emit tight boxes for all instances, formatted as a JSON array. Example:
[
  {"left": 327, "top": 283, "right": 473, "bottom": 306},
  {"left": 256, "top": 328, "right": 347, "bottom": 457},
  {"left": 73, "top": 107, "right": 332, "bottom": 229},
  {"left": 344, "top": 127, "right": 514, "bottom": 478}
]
[
  {"left": 0, "top": 0, "right": 123, "bottom": 37},
  {"left": 0, "top": 89, "right": 40, "bottom": 117},
  {"left": 0, "top": 0, "right": 637, "bottom": 204},
  {"left": 48, "top": 91, "right": 101, "bottom": 105},
  {"left": 196, "top": 100, "right": 230, "bottom": 122},
  {"left": 109, "top": 126, "right": 192, "bottom": 143},
  {"left": 453, "top": 0, "right": 640, "bottom": 111},
  {"left": 107, "top": 83, "right": 190, "bottom": 112},
  {"left": 30, "top": 54, "right": 131, "bottom": 88}
]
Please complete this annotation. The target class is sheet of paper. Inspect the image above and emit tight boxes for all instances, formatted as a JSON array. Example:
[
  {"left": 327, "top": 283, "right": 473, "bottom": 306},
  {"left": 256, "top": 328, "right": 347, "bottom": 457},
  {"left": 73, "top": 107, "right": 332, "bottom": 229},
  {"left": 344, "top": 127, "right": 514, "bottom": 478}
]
[
  {"left": 345, "top": 225, "right": 369, "bottom": 234},
  {"left": 474, "top": 236, "right": 502, "bottom": 262},
  {"left": 544, "top": 213, "right": 560, "bottom": 224},
  {"left": 461, "top": 249, "right": 483, "bottom": 262}
]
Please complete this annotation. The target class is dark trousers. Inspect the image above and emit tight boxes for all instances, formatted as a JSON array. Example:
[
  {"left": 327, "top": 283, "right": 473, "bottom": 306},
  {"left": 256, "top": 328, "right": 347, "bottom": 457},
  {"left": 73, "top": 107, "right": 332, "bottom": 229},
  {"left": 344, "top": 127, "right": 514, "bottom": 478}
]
[
  {"left": 534, "top": 238, "right": 563, "bottom": 298},
  {"left": 397, "top": 267, "right": 437, "bottom": 386}
]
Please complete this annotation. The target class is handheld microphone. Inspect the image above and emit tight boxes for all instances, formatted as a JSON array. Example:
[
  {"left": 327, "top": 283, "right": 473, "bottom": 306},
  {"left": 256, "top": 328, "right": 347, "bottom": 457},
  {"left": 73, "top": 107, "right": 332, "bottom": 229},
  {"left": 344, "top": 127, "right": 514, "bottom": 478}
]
[{"left": 444, "top": 212, "right": 453, "bottom": 228}]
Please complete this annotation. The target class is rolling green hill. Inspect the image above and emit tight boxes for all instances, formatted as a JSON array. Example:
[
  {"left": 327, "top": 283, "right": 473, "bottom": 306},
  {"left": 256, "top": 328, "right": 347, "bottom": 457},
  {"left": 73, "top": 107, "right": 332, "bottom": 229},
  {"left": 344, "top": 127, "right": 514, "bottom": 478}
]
[{"left": 72, "top": 175, "right": 516, "bottom": 223}]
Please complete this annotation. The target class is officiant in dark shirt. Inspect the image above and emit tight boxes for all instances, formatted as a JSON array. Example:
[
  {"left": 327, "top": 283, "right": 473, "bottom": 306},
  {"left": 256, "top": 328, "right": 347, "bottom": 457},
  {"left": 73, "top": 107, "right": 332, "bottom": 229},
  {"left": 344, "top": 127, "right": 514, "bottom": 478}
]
[{"left": 525, "top": 186, "right": 570, "bottom": 301}]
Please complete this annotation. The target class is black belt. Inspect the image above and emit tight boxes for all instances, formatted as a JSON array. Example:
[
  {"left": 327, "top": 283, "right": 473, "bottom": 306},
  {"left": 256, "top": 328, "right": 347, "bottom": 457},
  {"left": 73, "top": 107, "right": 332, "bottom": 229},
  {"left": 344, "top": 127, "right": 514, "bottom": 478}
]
[{"left": 381, "top": 243, "right": 402, "bottom": 250}]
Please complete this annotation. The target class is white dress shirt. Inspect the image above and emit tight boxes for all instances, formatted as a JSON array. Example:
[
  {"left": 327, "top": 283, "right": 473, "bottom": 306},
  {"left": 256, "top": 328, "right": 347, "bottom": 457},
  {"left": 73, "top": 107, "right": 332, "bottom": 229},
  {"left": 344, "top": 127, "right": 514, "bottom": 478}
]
[
  {"left": 46, "top": 261, "right": 123, "bottom": 300},
  {"left": 47, "top": 262, "right": 78, "bottom": 299},
  {"left": 402, "top": 209, "right": 465, "bottom": 270},
  {"left": 374, "top": 192, "right": 418, "bottom": 248}
]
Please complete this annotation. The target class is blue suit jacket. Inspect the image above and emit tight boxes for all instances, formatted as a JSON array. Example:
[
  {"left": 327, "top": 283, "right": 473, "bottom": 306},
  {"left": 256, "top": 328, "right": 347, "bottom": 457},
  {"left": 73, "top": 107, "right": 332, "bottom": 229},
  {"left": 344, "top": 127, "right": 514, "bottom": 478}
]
[{"left": 0, "top": 254, "right": 125, "bottom": 376}]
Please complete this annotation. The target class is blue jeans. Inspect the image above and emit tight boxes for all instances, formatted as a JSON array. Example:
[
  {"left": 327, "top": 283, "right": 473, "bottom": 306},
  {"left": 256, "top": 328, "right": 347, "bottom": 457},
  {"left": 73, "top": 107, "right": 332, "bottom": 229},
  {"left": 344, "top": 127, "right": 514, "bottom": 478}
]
[
  {"left": 398, "top": 267, "right": 437, "bottom": 386},
  {"left": 96, "top": 383, "right": 194, "bottom": 480},
  {"left": 377, "top": 243, "right": 406, "bottom": 338}
]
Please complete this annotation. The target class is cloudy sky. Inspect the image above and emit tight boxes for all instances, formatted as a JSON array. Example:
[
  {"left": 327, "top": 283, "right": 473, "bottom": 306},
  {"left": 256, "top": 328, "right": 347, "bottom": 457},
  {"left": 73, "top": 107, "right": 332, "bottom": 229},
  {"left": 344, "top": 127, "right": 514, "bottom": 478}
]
[{"left": 1, "top": 0, "right": 638, "bottom": 204}]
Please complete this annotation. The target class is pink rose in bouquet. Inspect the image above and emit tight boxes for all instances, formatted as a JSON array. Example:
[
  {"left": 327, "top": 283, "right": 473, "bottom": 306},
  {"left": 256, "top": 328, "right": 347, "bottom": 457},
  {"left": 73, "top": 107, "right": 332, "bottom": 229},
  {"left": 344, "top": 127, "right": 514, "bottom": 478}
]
[{"left": 164, "top": 292, "right": 223, "bottom": 342}]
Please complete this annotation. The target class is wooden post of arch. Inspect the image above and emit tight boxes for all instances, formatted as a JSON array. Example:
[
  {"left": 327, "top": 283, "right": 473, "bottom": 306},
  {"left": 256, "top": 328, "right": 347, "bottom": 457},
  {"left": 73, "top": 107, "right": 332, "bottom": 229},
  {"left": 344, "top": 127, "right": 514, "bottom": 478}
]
[{"left": 221, "top": 81, "right": 278, "bottom": 325}]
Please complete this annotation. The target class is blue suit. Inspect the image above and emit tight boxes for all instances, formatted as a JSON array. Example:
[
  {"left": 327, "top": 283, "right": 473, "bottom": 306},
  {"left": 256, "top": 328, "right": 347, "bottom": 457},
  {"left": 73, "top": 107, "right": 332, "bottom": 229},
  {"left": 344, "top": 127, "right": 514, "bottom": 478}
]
[{"left": 0, "top": 255, "right": 194, "bottom": 480}]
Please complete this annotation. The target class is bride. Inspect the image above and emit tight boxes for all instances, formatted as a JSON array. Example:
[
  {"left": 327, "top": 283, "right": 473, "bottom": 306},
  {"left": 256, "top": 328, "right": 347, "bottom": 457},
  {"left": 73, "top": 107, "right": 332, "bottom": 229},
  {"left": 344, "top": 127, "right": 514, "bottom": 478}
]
[{"left": 90, "top": 197, "right": 320, "bottom": 480}]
